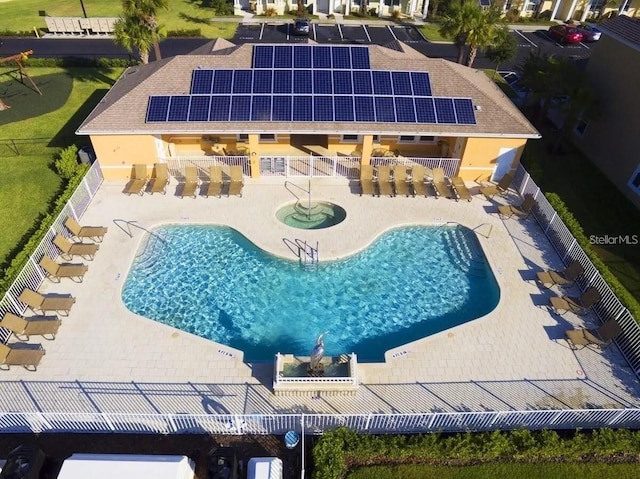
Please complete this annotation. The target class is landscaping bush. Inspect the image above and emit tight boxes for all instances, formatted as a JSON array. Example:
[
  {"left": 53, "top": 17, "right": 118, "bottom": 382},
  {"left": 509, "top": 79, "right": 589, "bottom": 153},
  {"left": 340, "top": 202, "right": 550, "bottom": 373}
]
[
  {"left": 54, "top": 145, "right": 81, "bottom": 180},
  {"left": 24, "top": 57, "right": 137, "bottom": 68},
  {"left": 166, "top": 28, "right": 203, "bottom": 37},
  {"left": 200, "top": 0, "right": 235, "bottom": 15}
]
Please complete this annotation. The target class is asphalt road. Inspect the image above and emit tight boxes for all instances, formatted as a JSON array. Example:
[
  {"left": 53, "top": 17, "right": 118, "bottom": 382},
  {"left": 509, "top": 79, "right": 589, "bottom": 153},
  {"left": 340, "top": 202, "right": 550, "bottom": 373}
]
[{"left": 0, "top": 24, "right": 594, "bottom": 72}]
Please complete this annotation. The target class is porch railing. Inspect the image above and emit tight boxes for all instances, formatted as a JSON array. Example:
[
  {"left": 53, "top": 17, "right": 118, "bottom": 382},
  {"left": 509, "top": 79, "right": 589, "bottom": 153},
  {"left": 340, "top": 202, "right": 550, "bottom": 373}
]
[{"left": 165, "top": 156, "right": 250, "bottom": 179}]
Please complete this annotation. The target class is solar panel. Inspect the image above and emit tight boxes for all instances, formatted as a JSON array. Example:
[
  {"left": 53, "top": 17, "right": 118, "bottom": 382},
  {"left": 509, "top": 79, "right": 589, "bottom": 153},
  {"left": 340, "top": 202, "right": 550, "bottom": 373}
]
[
  {"left": 354, "top": 96, "right": 375, "bottom": 122},
  {"left": 392, "top": 71, "right": 412, "bottom": 96},
  {"left": 313, "top": 96, "right": 333, "bottom": 121},
  {"left": 212, "top": 70, "right": 233, "bottom": 94},
  {"left": 410, "top": 72, "right": 432, "bottom": 96},
  {"left": 293, "top": 45, "right": 312, "bottom": 68},
  {"left": 352, "top": 71, "right": 373, "bottom": 95},
  {"left": 274, "top": 45, "right": 293, "bottom": 68},
  {"left": 273, "top": 70, "right": 292, "bottom": 94},
  {"left": 146, "top": 96, "right": 170, "bottom": 122},
  {"left": 394, "top": 97, "right": 416, "bottom": 123},
  {"left": 167, "top": 95, "right": 190, "bottom": 121},
  {"left": 272, "top": 95, "right": 292, "bottom": 121},
  {"left": 253, "top": 45, "right": 273, "bottom": 68},
  {"left": 251, "top": 95, "right": 272, "bottom": 121},
  {"left": 188, "top": 95, "right": 211, "bottom": 122},
  {"left": 293, "top": 95, "right": 313, "bottom": 121},
  {"left": 209, "top": 96, "right": 231, "bottom": 122},
  {"left": 313, "top": 70, "right": 333, "bottom": 94},
  {"left": 479, "top": 0, "right": 491, "bottom": 6},
  {"left": 253, "top": 70, "right": 273, "bottom": 94},
  {"left": 232, "top": 70, "right": 253, "bottom": 94},
  {"left": 332, "top": 46, "right": 351, "bottom": 69},
  {"left": 454, "top": 98, "right": 476, "bottom": 125},
  {"left": 414, "top": 97, "right": 436, "bottom": 123},
  {"left": 372, "top": 71, "right": 393, "bottom": 95},
  {"left": 313, "top": 46, "right": 332, "bottom": 69},
  {"left": 334, "top": 96, "right": 354, "bottom": 122},
  {"left": 333, "top": 70, "right": 353, "bottom": 95},
  {"left": 230, "top": 96, "right": 251, "bottom": 121},
  {"left": 434, "top": 97, "right": 456, "bottom": 124},
  {"left": 350, "top": 47, "right": 370, "bottom": 69},
  {"left": 293, "top": 70, "right": 313, "bottom": 94},
  {"left": 191, "top": 70, "right": 213, "bottom": 95},
  {"left": 375, "top": 97, "right": 396, "bottom": 123}
]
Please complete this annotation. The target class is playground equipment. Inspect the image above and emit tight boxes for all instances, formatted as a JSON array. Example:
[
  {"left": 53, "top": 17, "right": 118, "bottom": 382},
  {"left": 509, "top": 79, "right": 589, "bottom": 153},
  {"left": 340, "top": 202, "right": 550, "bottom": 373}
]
[{"left": 0, "top": 50, "right": 41, "bottom": 110}]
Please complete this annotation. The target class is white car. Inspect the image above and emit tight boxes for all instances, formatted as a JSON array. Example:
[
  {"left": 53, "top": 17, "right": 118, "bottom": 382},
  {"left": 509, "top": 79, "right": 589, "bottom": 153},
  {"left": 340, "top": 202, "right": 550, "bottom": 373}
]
[{"left": 577, "top": 24, "right": 602, "bottom": 42}]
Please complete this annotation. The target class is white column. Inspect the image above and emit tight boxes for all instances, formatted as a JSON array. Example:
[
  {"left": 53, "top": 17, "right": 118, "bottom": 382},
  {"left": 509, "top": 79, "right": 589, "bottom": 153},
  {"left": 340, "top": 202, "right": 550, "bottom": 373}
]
[
  {"left": 580, "top": 2, "right": 590, "bottom": 22},
  {"left": 550, "top": 0, "right": 561, "bottom": 20},
  {"left": 422, "top": 0, "right": 430, "bottom": 18},
  {"left": 346, "top": 0, "right": 351, "bottom": 15},
  {"left": 519, "top": 0, "right": 529, "bottom": 16},
  {"left": 329, "top": 0, "right": 334, "bottom": 14},
  {"left": 409, "top": 0, "right": 418, "bottom": 17},
  {"left": 378, "top": 0, "right": 385, "bottom": 16},
  {"left": 565, "top": 0, "right": 579, "bottom": 21}
]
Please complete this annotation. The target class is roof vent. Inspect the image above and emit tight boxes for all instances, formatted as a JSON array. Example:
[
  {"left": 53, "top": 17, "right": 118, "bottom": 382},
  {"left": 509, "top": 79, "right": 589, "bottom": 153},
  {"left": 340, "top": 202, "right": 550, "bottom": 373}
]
[{"left": 475, "top": 105, "right": 482, "bottom": 111}]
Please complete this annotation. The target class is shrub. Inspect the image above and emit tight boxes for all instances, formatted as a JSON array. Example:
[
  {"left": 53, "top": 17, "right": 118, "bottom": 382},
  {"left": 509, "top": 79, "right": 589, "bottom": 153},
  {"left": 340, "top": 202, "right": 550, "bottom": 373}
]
[
  {"left": 24, "top": 57, "right": 137, "bottom": 68},
  {"left": 166, "top": 28, "right": 202, "bottom": 37},
  {"left": 54, "top": 145, "right": 81, "bottom": 180},
  {"left": 200, "top": 0, "right": 235, "bottom": 15},
  {"left": 390, "top": 8, "right": 402, "bottom": 19},
  {"left": 505, "top": 8, "right": 520, "bottom": 22},
  {"left": 265, "top": 7, "right": 277, "bottom": 16}
]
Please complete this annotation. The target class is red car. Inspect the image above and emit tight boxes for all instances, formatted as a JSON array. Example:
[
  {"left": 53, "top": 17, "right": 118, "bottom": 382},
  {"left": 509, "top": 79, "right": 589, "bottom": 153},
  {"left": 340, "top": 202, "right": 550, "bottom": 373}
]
[{"left": 548, "top": 25, "right": 584, "bottom": 44}]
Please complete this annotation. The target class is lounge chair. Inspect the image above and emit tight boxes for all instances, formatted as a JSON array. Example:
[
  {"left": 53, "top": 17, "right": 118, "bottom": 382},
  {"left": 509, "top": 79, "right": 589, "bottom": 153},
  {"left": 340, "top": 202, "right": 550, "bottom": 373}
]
[
  {"left": 39, "top": 255, "right": 88, "bottom": 283},
  {"left": 480, "top": 172, "right": 514, "bottom": 199},
  {"left": 206, "top": 165, "right": 223, "bottom": 198},
  {"left": 498, "top": 194, "right": 535, "bottom": 219},
  {"left": 537, "top": 261, "right": 584, "bottom": 288},
  {"left": 148, "top": 163, "right": 169, "bottom": 195},
  {"left": 124, "top": 164, "right": 148, "bottom": 196},
  {"left": 549, "top": 286, "right": 601, "bottom": 315},
  {"left": 375, "top": 165, "right": 394, "bottom": 197},
  {"left": 181, "top": 166, "right": 199, "bottom": 199},
  {"left": 393, "top": 165, "right": 412, "bottom": 197},
  {"left": 228, "top": 165, "right": 244, "bottom": 197},
  {"left": 0, "top": 342, "right": 46, "bottom": 371},
  {"left": 65, "top": 217, "right": 108, "bottom": 242},
  {"left": 18, "top": 288, "right": 76, "bottom": 316},
  {"left": 432, "top": 167, "right": 454, "bottom": 199},
  {"left": 565, "top": 319, "right": 622, "bottom": 350},
  {"left": 450, "top": 176, "right": 472, "bottom": 202},
  {"left": 410, "top": 165, "right": 428, "bottom": 197},
  {"left": 359, "top": 164, "right": 377, "bottom": 197},
  {"left": 0, "top": 312, "right": 61, "bottom": 340},
  {"left": 54, "top": 234, "right": 99, "bottom": 261}
]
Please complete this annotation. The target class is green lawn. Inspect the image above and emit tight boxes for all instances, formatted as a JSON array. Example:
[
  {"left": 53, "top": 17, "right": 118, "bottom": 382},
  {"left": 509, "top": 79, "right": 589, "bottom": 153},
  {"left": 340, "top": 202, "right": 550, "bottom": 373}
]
[
  {"left": 418, "top": 22, "right": 452, "bottom": 42},
  {"left": 347, "top": 463, "right": 640, "bottom": 479},
  {"left": 0, "top": 66, "right": 122, "bottom": 270},
  {"left": 0, "top": 0, "right": 237, "bottom": 38},
  {"left": 483, "top": 69, "right": 516, "bottom": 99}
]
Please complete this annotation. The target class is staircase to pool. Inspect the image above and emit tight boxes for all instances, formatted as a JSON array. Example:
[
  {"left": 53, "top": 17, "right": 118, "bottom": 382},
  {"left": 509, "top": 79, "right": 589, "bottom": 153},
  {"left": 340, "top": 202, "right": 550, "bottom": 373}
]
[
  {"left": 442, "top": 226, "right": 487, "bottom": 278},
  {"left": 133, "top": 232, "right": 168, "bottom": 275}
]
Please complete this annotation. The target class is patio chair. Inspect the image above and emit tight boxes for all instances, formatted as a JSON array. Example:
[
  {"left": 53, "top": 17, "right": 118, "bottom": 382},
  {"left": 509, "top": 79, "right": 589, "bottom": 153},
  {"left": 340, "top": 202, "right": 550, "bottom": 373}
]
[
  {"left": 38, "top": 255, "right": 88, "bottom": 283},
  {"left": 410, "top": 165, "right": 428, "bottom": 197},
  {"left": 148, "top": 163, "right": 169, "bottom": 195},
  {"left": 64, "top": 217, "right": 108, "bottom": 242},
  {"left": 375, "top": 165, "right": 394, "bottom": 197},
  {"left": 181, "top": 166, "right": 199, "bottom": 199},
  {"left": 480, "top": 172, "right": 514, "bottom": 199},
  {"left": 359, "top": 164, "right": 377, "bottom": 197},
  {"left": 432, "top": 168, "right": 454, "bottom": 199},
  {"left": 536, "top": 261, "right": 584, "bottom": 289},
  {"left": 393, "top": 165, "right": 412, "bottom": 197},
  {"left": 228, "top": 165, "right": 244, "bottom": 197},
  {"left": 206, "top": 165, "right": 223, "bottom": 198},
  {"left": 18, "top": 288, "right": 76, "bottom": 316},
  {"left": 54, "top": 234, "right": 99, "bottom": 261},
  {"left": 565, "top": 319, "right": 622, "bottom": 350},
  {"left": 124, "top": 164, "right": 148, "bottom": 196},
  {"left": 0, "top": 342, "right": 46, "bottom": 371},
  {"left": 549, "top": 286, "right": 601, "bottom": 316},
  {"left": 498, "top": 194, "right": 535, "bottom": 219},
  {"left": 0, "top": 312, "right": 61, "bottom": 341},
  {"left": 450, "top": 176, "right": 472, "bottom": 202}
]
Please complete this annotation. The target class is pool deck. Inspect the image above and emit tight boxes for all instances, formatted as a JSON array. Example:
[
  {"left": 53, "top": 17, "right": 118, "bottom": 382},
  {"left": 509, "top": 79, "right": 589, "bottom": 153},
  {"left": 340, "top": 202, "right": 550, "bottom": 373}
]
[{"left": 2, "top": 177, "right": 639, "bottom": 416}]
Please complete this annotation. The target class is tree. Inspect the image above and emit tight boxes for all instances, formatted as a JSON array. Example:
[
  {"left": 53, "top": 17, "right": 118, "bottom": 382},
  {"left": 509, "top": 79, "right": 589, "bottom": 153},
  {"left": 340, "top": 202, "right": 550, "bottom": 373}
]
[
  {"left": 485, "top": 26, "right": 518, "bottom": 77},
  {"left": 439, "top": 0, "right": 483, "bottom": 64},
  {"left": 465, "top": 7, "right": 502, "bottom": 67},
  {"left": 551, "top": 80, "right": 599, "bottom": 153},
  {"left": 114, "top": 14, "right": 155, "bottom": 64},
  {"left": 122, "top": 0, "right": 169, "bottom": 62},
  {"left": 297, "top": 0, "right": 305, "bottom": 16}
]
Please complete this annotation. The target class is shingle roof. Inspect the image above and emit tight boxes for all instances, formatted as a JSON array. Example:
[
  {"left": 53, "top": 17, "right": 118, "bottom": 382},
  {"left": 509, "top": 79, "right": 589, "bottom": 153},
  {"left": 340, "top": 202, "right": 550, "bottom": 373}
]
[
  {"left": 76, "top": 41, "right": 540, "bottom": 139},
  {"left": 599, "top": 15, "right": 640, "bottom": 50}
]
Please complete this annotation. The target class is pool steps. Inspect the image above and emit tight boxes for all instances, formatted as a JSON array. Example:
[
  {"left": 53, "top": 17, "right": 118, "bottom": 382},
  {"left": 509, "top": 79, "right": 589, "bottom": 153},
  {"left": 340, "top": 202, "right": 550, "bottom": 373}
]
[{"left": 443, "top": 226, "right": 487, "bottom": 278}]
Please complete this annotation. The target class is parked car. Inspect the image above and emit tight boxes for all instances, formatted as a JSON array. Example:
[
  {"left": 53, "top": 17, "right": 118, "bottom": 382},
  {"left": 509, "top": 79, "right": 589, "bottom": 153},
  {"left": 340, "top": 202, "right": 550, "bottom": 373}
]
[
  {"left": 576, "top": 23, "right": 602, "bottom": 42},
  {"left": 548, "top": 25, "right": 584, "bottom": 44},
  {"left": 498, "top": 71, "right": 530, "bottom": 104},
  {"left": 292, "top": 18, "right": 311, "bottom": 36}
]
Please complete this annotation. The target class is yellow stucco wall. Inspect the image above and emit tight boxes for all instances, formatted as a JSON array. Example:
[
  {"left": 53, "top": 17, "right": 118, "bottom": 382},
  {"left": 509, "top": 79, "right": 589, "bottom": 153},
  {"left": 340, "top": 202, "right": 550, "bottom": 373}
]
[
  {"left": 457, "top": 137, "right": 528, "bottom": 182},
  {"left": 90, "top": 135, "right": 158, "bottom": 180}
]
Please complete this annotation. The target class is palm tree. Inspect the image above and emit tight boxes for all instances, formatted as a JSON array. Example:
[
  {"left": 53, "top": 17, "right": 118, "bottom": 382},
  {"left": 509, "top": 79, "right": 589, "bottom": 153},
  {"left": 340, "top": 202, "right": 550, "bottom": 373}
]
[
  {"left": 122, "top": 0, "right": 169, "bottom": 61},
  {"left": 114, "top": 15, "right": 154, "bottom": 64},
  {"left": 439, "top": 0, "right": 483, "bottom": 64},
  {"left": 465, "top": 7, "right": 502, "bottom": 67}
]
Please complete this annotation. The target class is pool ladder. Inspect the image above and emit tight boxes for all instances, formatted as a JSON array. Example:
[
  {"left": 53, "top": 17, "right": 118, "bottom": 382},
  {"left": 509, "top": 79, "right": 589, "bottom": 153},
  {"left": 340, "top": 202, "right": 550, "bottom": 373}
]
[{"left": 296, "top": 239, "right": 319, "bottom": 266}]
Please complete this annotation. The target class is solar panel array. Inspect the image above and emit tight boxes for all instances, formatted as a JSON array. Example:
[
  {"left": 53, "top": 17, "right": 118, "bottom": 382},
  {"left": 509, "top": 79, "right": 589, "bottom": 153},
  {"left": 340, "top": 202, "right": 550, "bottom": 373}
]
[{"left": 145, "top": 45, "right": 477, "bottom": 126}]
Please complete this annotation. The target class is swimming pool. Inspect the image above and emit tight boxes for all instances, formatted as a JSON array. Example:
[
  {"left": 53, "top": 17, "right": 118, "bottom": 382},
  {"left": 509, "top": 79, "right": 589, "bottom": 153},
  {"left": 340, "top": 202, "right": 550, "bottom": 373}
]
[{"left": 122, "top": 225, "right": 500, "bottom": 362}]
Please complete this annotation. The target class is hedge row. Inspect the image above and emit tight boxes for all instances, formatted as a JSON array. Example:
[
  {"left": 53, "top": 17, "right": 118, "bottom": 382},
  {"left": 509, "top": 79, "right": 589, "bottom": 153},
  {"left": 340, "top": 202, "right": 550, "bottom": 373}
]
[
  {"left": 545, "top": 192, "right": 640, "bottom": 322},
  {"left": 22, "top": 57, "right": 137, "bottom": 68},
  {"left": 0, "top": 29, "right": 202, "bottom": 38},
  {"left": 0, "top": 147, "right": 88, "bottom": 296},
  {"left": 312, "top": 428, "right": 640, "bottom": 479}
]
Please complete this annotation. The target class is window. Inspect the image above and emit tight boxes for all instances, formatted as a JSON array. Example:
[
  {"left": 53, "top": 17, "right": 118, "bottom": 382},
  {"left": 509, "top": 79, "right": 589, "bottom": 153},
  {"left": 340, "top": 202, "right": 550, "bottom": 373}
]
[
  {"left": 342, "top": 134, "right": 360, "bottom": 142},
  {"left": 419, "top": 136, "right": 435, "bottom": 142},
  {"left": 628, "top": 164, "right": 640, "bottom": 195},
  {"left": 399, "top": 135, "right": 415, "bottom": 142},
  {"left": 589, "top": 0, "right": 604, "bottom": 9},
  {"left": 398, "top": 136, "right": 436, "bottom": 143},
  {"left": 259, "top": 134, "right": 276, "bottom": 142},
  {"left": 574, "top": 119, "right": 588, "bottom": 136},
  {"left": 525, "top": 0, "right": 540, "bottom": 12},
  {"left": 237, "top": 134, "right": 248, "bottom": 141}
]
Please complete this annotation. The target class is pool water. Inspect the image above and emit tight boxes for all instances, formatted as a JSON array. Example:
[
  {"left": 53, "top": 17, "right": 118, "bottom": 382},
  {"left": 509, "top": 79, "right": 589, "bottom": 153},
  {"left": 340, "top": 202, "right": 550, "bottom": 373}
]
[{"left": 122, "top": 225, "right": 499, "bottom": 362}]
